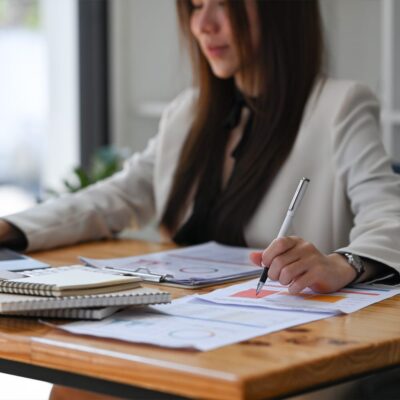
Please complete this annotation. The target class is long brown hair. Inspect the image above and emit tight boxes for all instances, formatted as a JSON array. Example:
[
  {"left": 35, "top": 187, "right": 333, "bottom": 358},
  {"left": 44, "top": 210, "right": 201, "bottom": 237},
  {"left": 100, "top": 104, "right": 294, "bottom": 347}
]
[{"left": 162, "top": 0, "right": 324, "bottom": 245}]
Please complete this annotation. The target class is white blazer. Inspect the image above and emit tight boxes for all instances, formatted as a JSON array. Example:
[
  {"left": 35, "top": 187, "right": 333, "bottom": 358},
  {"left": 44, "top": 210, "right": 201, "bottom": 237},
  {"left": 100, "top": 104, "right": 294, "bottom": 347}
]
[{"left": 6, "top": 78, "right": 400, "bottom": 274}]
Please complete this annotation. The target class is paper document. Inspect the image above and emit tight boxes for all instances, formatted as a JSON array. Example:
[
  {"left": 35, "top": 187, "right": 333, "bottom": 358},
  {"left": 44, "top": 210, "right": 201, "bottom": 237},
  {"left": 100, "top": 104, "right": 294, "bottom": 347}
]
[
  {"left": 80, "top": 242, "right": 261, "bottom": 288},
  {"left": 0, "top": 248, "right": 49, "bottom": 272},
  {"left": 59, "top": 296, "right": 328, "bottom": 351},
  {"left": 195, "top": 279, "right": 400, "bottom": 314}
]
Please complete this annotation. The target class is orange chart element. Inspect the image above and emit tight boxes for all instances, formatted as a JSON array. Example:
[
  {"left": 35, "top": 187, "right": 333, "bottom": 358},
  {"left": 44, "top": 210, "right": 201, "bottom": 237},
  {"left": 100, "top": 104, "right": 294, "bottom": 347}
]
[
  {"left": 305, "top": 294, "right": 345, "bottom": 303},
  {"left": 231, "top": 289, "right": 277, "bottom": 299},
  {"left": 282, "top": 293, "right": 346, "bottom": 303}
]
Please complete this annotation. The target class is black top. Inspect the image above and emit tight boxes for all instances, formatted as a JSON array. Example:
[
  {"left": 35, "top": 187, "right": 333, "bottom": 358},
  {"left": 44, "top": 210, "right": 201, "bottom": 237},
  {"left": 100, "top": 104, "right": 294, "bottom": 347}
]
[{"left": 173, "top": 91, "right": 253, "bottom": 245}]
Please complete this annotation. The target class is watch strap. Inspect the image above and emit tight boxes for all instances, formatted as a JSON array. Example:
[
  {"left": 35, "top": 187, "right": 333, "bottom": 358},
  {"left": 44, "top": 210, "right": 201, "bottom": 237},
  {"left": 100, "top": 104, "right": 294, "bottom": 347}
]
[{"left": 336, "top": 252, "right": 365, "bottom": 283}]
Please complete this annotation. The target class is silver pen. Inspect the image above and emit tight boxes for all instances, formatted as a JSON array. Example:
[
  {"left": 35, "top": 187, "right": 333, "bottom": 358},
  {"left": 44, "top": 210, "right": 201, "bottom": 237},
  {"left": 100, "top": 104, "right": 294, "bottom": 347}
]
[
  {"left": 101, "top": 266, "right": 171, "bottom": 283},
  {"left": 256, "top": 177, "right": 310, "bottom": 295}
]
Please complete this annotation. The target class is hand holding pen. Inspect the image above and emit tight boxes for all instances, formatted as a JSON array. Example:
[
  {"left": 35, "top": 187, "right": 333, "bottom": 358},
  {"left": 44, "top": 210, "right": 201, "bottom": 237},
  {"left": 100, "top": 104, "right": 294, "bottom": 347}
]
[
  {"left": 252, "top": 177, "right": 360, "bottom": 295},
  {"left": 255, "top": 178, "right": 310, "bottom": 295}
]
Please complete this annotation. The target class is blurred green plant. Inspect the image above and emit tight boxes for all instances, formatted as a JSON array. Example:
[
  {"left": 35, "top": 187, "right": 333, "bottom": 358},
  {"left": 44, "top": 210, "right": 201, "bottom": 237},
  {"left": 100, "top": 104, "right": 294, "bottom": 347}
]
[
  {"left": 47, "top": 147, "right": 129, "bottom": 196},
  {"left": 0, "top": 0, "right": 40, "bottom": 29}
]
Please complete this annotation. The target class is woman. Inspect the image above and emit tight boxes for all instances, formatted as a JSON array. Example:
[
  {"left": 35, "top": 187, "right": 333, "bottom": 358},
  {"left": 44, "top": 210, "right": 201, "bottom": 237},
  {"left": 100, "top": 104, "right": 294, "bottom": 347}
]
[
  {"left": 1, "top": 1, "right": 400, "bottom": 398},
  {"left": 1, "top": 0, "right": 399, "bottom": 290}
]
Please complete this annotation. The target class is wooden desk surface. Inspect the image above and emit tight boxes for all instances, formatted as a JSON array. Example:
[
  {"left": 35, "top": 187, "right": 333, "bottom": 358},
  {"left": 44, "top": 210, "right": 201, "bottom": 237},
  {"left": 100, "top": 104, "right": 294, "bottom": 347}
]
[{"left": 0, "top": 239, "right": 399, "bottom": 400}]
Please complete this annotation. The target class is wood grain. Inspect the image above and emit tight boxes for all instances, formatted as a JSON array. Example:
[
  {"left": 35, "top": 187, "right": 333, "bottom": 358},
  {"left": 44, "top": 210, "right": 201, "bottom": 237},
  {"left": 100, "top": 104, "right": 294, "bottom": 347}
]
[{"left": 0, "top": 239, "right": 398, "bottom": 399}]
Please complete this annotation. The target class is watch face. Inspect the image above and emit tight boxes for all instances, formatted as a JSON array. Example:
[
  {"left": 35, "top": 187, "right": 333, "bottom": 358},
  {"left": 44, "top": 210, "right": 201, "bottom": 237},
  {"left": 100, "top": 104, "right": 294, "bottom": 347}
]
[{"left": 345, "top": 253, "right": 364, "bottom": 275}]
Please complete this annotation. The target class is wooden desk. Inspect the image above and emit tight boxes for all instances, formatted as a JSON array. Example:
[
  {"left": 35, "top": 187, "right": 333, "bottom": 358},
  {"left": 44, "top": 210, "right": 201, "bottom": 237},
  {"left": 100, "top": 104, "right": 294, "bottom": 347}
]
[{"left": 0, "top": 239, "right": 399, "bottom": 399}]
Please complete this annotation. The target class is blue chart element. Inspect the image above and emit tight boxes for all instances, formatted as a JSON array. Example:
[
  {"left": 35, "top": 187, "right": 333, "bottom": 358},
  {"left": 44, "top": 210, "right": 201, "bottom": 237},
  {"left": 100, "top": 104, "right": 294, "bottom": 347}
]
[
  {"left": 105, "top": 318, "right": 154, "bottom": 327},
  {"left": 168, "top": 329, "right": 216, "bottom": 340},
  {"left": 179, "top": 267, "right": 219, "bottom": 274}
]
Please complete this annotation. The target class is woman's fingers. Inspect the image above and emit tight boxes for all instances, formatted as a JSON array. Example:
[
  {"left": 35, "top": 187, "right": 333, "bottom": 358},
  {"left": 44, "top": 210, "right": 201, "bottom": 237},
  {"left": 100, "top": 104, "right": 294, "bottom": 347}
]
[
  {"left": 272, "top": 259, "right": 309, "bottom": 285},
  {"left": 250, "top": 237, "right": 308, "bottom": 276},
  {"left": 249, "top": 251, "right": 262, "bottom": 266},
  {"left": 250, "top": 250, "right": 307, "bottom": 286},
  {"left": 268, "top": 253, "right": 301, "bottom": 281},
  {"left": 261, "top": 237, "right": 299, "bottom": 266},
  {"left": 287, "top": 271, "right": 313, "bottom": 295}
]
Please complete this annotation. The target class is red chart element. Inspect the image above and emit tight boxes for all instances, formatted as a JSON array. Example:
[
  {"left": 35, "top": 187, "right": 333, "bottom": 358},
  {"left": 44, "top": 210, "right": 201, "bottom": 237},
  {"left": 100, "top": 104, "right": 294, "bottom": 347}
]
[{"left": 231, "top": 289, "right": 277, "bottom": 299}]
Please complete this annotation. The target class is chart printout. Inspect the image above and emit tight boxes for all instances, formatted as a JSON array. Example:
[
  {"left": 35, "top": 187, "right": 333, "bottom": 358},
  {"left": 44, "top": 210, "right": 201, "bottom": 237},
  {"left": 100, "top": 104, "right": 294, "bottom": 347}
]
[
  {"left": 59, "top": 296, "right": 328, "bottom": 351},
  {"left": 195, "top": 279, "right": 400, "bottom": 314}
]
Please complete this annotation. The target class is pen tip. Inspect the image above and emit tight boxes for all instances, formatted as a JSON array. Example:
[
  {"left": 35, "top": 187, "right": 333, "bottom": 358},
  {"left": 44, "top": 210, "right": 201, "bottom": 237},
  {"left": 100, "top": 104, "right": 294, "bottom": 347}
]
[{"left": 256, "top": 281, "right": 265, "bottom": 296}]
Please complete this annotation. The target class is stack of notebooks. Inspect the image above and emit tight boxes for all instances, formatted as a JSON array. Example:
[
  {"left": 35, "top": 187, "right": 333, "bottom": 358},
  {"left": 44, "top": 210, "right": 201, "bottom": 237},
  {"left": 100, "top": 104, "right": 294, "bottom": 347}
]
[{"left": 0, "top": 266, "right": 171, "bottom": 320}]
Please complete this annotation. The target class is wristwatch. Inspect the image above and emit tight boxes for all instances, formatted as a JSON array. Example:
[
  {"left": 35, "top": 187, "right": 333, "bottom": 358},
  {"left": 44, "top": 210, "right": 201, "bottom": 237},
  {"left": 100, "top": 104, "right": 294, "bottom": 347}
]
[{"left": 340, "top": 252, "right": 365, "bottom": 282}]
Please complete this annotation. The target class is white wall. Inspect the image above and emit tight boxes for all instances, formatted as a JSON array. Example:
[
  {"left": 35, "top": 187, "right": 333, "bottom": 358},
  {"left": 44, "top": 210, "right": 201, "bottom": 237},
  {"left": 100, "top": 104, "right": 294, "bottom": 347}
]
[
  {"left": 41, "top": 0, "right": 79, "bottom": 191},
  {"left": 110, "top": 0, "right": 191, "bottom": 152},
  {"left": 320, "top": 0, "right": 381, "bottom": 94}
]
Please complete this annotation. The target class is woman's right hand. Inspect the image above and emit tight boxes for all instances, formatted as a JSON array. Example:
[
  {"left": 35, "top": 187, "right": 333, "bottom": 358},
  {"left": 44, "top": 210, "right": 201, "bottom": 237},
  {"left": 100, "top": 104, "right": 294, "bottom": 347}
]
[{"left": 249, "top": 236, "right": 357, "bottom": 294}]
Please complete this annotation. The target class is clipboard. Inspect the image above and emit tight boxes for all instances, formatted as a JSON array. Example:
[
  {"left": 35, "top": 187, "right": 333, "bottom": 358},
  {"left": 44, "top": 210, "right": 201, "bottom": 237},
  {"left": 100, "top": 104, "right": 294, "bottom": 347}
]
[
  {"left": 95, "top": 266, "right": 260, "bottom": 289},
  {"left": 80, "top": 241, "right": 262, "bottom": 290}
]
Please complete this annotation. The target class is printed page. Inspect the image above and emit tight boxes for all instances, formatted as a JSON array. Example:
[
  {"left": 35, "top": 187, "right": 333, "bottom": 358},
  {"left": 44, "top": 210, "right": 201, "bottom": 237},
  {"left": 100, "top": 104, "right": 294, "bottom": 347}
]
[
  {"left": 195, "top": 279, "right": 400, "bottom": 314},
  {"left": 80, "top": 242, "right": 261, "bottom": 285},
  {"left": 0, "top": 248, "right": 49, "bottom": 272},
  {"left": 59, "top": 296, "right": 328, "bottom": 351}
]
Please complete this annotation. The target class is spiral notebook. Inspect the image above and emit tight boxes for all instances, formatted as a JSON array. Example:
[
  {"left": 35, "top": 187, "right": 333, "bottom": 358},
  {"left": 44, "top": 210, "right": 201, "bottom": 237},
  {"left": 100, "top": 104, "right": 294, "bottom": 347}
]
[
  {"left": 7, "top": 306, "right": 123, "bottom": 320},
  {"left": 0, "top": 266, "right": 142, "bottom": 297},
  {"left": 0, "top": 287, "right": 171, "bottom": 314}
]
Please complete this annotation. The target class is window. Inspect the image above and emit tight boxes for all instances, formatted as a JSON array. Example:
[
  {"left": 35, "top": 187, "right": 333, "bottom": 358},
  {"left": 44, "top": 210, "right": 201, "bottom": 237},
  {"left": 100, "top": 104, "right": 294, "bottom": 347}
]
[
  {"left": 0, "top": 0, "right": 45, "bottom": 214},
  {"left": 0, "top": 0, "right": 79, "bottom": 216}
]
